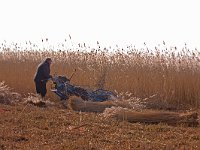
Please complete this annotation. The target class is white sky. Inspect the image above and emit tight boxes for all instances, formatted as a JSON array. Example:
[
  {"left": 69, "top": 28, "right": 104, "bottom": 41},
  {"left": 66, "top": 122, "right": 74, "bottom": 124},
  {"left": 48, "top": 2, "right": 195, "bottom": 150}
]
[{"left": 0, "top": 0, "right": 200, "bottom": 48}]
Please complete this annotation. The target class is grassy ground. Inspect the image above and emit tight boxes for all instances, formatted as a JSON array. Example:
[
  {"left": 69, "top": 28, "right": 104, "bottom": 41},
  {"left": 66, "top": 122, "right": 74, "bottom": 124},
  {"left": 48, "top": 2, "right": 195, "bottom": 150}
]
[{"left": 0, "top": 103, "right": 200, "bottom": 150}]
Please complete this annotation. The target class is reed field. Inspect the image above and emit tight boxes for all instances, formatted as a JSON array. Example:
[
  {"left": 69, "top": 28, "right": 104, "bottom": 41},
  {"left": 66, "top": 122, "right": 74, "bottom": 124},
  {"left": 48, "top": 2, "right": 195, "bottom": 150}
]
[
  {"left": 1, "top": 41, "right": 200, "bottom": 107},
  {"left": 1, "top": 41, "right": 200, "bottom": 149}
]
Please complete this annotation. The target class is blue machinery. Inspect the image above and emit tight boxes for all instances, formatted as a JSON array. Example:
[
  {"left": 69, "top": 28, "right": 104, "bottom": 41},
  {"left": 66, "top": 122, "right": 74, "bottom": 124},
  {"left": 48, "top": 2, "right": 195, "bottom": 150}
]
[{"left": 51, "top": 76, "right": 117, "bottom": 102}]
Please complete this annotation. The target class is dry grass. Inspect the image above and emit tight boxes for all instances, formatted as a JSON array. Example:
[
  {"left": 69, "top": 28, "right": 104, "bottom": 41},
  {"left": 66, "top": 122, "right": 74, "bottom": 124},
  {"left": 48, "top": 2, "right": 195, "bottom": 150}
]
[
  {"left": 0, "top": 82, "right": 21, "bottom": 105},
  {"left": 68, "top": 96, "right": 144, "bottom": 113},
  {"left": 103, "top": 107, "right": 199, "bottom": 127},
  {"left": 1, "top": 42, "right": 200, "bottom": 149},
  {"left": 0, "top": 104, "right": 200, "bottom": 150},
  {"left": 68, "top": 96, "right": 199, "bottom": 127},
  {"left": 1, "top": 42, "right": 200, "bottom": 108}
]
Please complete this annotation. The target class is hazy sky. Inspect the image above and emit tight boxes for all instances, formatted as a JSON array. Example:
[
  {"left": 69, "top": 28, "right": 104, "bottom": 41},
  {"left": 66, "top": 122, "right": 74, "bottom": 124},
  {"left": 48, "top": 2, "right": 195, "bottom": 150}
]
[{"left": 0, "top": 0, "right": 200, "bottom": 48}]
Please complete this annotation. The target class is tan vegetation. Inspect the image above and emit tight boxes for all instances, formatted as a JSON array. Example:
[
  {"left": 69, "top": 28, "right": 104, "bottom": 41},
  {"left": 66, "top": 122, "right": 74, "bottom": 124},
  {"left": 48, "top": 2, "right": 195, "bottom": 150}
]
[
  {"left": 0, "top": 81, "right": 21, "bottom": 105},
  {"left": 68, "top": 96, "right": 199, "bottom": 127},
  {"left": 68, "top": 96, "right": 144, "bottom": 113},
  {"left": 104, "top": 107, "right": 199, "bottom": 127},
  {"left": 0, "top": 104, "right": 200, "bottom": 150},
  {"left": 1, "top": 42, "right": 200, "bottom": 108},
  {"left": 1, "top": 41, "right": 200, "bottom": 149},
  {"left": 68, "top": 96, "right": 115, "bottom": 113}
]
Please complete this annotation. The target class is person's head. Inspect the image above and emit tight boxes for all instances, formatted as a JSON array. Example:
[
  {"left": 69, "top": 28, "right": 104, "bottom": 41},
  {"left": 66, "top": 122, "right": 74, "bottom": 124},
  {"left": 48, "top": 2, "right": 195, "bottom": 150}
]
[{"left": 45, "top": 58, "right": 52, "bottom": 65}]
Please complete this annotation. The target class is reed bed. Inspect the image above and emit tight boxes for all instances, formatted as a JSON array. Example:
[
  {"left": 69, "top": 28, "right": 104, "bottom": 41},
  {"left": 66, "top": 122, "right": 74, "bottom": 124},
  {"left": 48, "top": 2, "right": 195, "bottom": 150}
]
[
  {"left": 0, "top": 41, "right": 200, "bottom": 108},
  {"left": 103, "top": 107, "right": 199, "bottom": 127}
]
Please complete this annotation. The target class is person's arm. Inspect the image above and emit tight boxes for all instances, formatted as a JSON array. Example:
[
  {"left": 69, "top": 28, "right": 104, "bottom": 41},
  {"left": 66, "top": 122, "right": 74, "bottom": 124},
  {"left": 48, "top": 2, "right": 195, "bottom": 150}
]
[{"left": 43, "top": 64, "right": 52, "bottom": 79}]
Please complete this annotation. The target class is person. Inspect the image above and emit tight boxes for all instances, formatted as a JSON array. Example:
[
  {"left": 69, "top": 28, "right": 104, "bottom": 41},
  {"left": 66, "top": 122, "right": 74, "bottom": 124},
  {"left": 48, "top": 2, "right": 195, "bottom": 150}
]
[{"left": 34, "top": 58, "right": 52, "bottom": 99}]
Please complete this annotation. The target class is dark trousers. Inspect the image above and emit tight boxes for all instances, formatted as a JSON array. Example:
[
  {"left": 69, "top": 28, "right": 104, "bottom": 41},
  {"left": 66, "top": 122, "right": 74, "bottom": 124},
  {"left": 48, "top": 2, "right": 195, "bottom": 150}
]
[{"left": 34, "top": 81, "right": 47, "bottom": 98}]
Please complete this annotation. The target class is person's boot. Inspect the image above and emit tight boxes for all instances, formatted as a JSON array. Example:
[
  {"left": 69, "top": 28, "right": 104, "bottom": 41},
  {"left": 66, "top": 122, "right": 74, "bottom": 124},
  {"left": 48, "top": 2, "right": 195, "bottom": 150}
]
[{"left": 31, "top": 94, "right": 46, "bottom": 107}]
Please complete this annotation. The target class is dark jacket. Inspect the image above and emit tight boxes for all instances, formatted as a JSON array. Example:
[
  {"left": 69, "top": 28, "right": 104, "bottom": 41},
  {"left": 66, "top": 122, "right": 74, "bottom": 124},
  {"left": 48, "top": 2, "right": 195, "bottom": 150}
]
[{"left": 34, "top": 61, "right": 52, "bottom": 82}]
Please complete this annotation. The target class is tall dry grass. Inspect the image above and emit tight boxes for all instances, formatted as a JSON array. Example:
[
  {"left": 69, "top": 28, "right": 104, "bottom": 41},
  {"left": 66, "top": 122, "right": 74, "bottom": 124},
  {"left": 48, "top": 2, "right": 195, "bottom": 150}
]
[{"left": 1, "top": 41, "right": 200, "bottom": 107}]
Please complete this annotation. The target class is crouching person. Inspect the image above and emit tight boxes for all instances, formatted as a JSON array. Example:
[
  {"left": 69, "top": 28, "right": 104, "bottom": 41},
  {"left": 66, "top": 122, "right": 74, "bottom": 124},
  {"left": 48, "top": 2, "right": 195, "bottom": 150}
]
[{"left": 34, "top": 58, "right": 52, "bottom": 100}]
